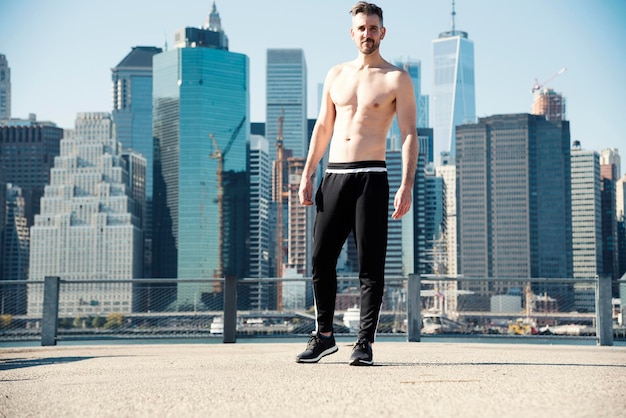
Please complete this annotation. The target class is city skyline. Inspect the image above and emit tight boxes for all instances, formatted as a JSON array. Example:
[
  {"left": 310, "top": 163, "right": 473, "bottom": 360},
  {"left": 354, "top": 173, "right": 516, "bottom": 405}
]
[{"left": 1, "top": 0, "right": 625, "bottom": 170}]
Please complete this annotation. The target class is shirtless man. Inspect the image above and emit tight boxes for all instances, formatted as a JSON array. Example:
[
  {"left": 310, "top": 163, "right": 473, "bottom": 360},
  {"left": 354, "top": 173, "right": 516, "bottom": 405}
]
[{"left": 296, "top": 2, "right": 418, "bottom": 366}]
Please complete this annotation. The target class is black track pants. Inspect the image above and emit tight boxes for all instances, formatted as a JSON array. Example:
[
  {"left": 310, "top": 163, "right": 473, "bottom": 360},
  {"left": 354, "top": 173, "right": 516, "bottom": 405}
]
[{"left": 311, "top": 161, "right": 389, "bottom": 342}]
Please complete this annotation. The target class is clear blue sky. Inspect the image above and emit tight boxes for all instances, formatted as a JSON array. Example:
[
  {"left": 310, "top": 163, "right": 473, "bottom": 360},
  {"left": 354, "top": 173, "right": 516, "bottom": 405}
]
[{"left": 1, "top": 0, "right": 625, "bottom": 170}]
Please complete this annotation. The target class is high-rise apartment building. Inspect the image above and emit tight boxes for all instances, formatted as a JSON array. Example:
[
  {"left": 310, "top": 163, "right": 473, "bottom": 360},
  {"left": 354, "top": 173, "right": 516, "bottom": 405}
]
[
  {"left": 570, "top": 143, "right": 603, "bottom": 278},
  {"left": 431, "top": 5, "right": 475, "bottom": 160},
  {"left": 531, "top": 88, "right": 566, "bottom": 121},
  {"left": 0, "top": 54, "right": 10, "bottom": 121},
  {"left": 28, "top": 112, "right": 143, "bottom": 316},
  {"left": 266, "top": 49, "right": 308, "bottom": 159},
  {"left": 152, "top": 5, "right": 249, "bottom": 307},
  {"left": 456, "top": 114, "right": 572, "bottom": 302}
]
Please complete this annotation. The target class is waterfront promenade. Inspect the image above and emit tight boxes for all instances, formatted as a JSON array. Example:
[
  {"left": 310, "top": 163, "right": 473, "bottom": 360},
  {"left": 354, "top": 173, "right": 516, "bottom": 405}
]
[{"left": 1, "top": 340, "right": 625, "bottom": 417}]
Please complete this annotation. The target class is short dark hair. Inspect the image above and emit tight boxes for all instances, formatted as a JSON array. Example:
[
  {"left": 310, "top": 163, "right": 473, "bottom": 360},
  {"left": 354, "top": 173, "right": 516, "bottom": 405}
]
[{"left": 350, "top": 2, "right": 383, "bottom": 25}]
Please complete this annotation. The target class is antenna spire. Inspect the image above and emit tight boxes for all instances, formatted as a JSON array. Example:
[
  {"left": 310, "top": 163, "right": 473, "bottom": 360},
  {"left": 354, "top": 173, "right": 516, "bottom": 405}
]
[{"left": 451, "top": 0, "right": 456, "bottom": 33}]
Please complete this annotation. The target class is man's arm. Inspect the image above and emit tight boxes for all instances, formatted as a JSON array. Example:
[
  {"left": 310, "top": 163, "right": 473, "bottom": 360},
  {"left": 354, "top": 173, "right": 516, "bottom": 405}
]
[
  {"left": 299, "top": 67, "right": 338, "bottom": 205},
  {"left": 391, "top": 71, "right": 418, "bottom": 220}
]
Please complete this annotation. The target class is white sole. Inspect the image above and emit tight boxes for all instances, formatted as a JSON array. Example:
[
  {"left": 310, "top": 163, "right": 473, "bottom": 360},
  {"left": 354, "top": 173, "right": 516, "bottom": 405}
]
[{"left": 296, "top": 345, "right": 338, "bottom": 363}]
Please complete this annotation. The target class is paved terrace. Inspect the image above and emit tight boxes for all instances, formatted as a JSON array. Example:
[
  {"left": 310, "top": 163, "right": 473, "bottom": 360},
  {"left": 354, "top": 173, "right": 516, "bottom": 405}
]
[{"left": 1, "top": 341, "right": 625, "bottom": 417}]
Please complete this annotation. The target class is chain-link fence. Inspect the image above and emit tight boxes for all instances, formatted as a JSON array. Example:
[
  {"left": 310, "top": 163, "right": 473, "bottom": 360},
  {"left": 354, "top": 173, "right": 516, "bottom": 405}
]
[{"left": 0, "top": 276, "right": 624, "bottom": 344}]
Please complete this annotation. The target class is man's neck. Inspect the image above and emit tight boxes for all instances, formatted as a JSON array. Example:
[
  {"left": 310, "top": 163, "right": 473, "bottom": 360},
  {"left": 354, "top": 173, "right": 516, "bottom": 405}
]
[{"left": 355, "top": 52, "right": 385, "bottom": 69}]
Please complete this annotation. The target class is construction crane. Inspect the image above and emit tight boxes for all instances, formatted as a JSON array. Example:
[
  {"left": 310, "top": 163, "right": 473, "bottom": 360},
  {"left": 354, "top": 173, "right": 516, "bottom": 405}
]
[
  {"left": 531, "top": 67, "right": 567, "bottom": 93},
  {"left": 209, "top": 115, "right": 246, "bottom": 278},
  {"left": 274, "top": 109, "right": 286, "bottom": 310},
  {"left": 275, "top": 109, "right": 285, "bottom": 280}
]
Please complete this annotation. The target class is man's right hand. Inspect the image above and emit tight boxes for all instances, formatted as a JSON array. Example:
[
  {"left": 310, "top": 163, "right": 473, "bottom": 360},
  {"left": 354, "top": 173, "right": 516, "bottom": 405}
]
[{"left": 299, "top": 176, "right": 314, "bottom": 206}]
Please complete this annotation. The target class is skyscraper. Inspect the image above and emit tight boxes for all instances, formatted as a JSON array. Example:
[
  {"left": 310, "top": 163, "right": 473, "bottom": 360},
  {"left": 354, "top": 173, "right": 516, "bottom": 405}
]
[
  {"left": 248, "top": 135, "right": 271, "bottom": 280},
  {"left": 266, "top": 49, "right": 308, "bottom": 159},
  {"left": 385, "top": 149, "right": 409, "bottom": 277},
  {"left": 0, "top": 116, "right": 63, "bottom": 307},
  {"left": 412, "top": 129, "right": 435, "bottom": 275},
  {"left": 112, "top": 46, "right": 162, "bottom": 278},
  {"left": 570, "top": 143, "right": 603, "bottom": 278},
  {"left": 456, "top": 114, "right": 572, "bottom": 281},
  {"left": 389, "top": 60, "right": 429, "bottom": 148},
  {"left": 617, "top": 174, "right": 626, "bottom": 221},
  {"left": 152, "top": 4, "right": 249, "bottom": 307},
  {"left": 600, "top": 148, "right": 620, "bottom": 284},
  {"left": 1, "top": 184, "right": 28, "bottom": 314},
  {"left": 28, "top": 112, "right": 143, "bottom": 316},
  {"left": 0, "top": 116, "right": 64, "bottom": 226},
  {"left": 247, "top": 134, "right": 273, "bottom": 310},
  {"left": 112, "top": 46, "right": 162, "bottom": 192},
  {"left": 616, "top": 174, "right": 626, "bottom": 282},
  {"left": 0, "top": 54, "right": 10, "bottom": 121},
  {"left": 435, "top": 153, "right": 457, "bottom": 276},
  {"left": 431, "top": 3, "right": 476, "bottom": 160}
]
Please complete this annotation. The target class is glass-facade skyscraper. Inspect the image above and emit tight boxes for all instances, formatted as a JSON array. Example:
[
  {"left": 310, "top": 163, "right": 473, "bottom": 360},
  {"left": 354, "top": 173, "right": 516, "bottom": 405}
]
[
  {"left": 266, "top": 49, "right": 308, "bottom": 159},
  {"left": 431, "top": 14, "right": 475, "bottom": 161},
  {"left": 112, "top": 45, "right": 162, "bottom": 278},
  {"left": 152, "top": 7, "right": 249, "bottom": 307},
  {"left": 112, "top": 46, "right": 162, "bottom": 198}
]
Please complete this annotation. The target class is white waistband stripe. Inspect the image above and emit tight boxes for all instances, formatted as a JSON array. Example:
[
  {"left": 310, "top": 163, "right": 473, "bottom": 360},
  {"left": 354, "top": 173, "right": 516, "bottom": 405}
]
[{"left": 325, "top": 167, "right": 387, "bottom": 174}]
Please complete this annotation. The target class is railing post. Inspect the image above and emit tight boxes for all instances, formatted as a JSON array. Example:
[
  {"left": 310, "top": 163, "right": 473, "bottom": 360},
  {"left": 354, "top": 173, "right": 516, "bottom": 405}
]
[
  {"left": 407, "top": 274, "right": 421, "bottom": 342},
  {"left": 223, "top": 275, "right": 237, "bottom": 343},
  {"left": 42, "top": 276, "right": 60, "bottom": 346},
  {"left": 596, "top": 275, "right": 613, "bottom": 346}
]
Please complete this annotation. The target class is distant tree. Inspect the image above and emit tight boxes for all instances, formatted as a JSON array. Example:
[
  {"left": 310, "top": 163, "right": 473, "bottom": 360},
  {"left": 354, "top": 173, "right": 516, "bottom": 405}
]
[
  {"left": 58, "top": 317, "right": 73, "bottom": 329},
  {"left": 73, "top": 316, "right": 83, "bottom": 328},
  {"left": 0, "top": 315, "right": 12, "bottom": 329},
  {"left": 92, "top": 315, "right": 106, "bottom": 328},
  {"left": 104, "top": 313, "right": 125, "bottom": 329}
]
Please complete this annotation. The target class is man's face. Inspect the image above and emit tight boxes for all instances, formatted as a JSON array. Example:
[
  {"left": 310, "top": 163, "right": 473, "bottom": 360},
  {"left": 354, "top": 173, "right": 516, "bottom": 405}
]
[{"left": 350, "top": 12, "right": 385, "bottom": 55}]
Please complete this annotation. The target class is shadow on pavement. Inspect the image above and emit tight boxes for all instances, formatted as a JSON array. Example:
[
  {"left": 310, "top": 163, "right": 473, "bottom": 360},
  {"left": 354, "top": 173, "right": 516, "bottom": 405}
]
[{"left": 0, "top": 356, "right": 96, "bottom": 371}]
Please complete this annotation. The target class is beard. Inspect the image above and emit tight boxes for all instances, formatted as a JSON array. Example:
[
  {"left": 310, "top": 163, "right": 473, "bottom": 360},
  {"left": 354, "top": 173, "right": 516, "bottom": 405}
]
[{"left": 359, "top": 38, "right": 380, "bottom": 55}]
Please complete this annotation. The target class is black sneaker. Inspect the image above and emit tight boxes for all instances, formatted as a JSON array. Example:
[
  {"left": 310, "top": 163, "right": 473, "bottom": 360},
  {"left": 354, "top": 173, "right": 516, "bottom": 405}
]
[
  {"left": 295, "top": 332, "right": 338, "bottom": 363},
  {"left": 349, "top": 338, "right": 373, "bottom": 366}
]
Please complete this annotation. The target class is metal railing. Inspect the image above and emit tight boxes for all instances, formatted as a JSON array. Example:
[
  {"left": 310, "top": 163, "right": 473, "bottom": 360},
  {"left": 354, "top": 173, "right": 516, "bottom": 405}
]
[{"left": 0, "top": 275, "right": 622, "bottom": 346}]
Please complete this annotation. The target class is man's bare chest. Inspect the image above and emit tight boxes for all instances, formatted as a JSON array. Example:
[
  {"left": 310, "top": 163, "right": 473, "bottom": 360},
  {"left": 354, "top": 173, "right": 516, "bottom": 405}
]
[{"left": 330, "top": 73, "right": 395, "bottom": 110}]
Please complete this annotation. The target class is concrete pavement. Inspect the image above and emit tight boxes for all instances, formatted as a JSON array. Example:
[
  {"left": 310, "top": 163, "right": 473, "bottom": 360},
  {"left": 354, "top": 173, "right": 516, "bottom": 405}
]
[{"left": 1, "top": 341, "right": 625, "bottom": 417}]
